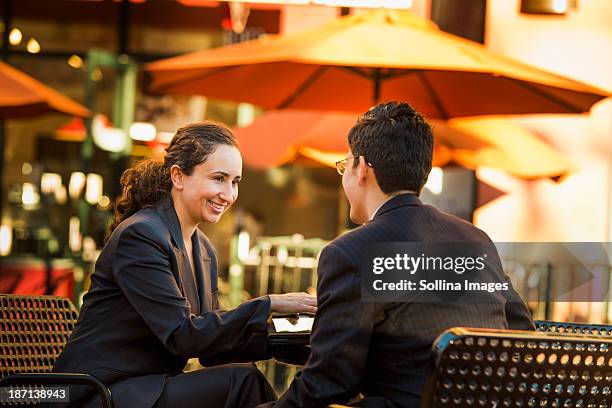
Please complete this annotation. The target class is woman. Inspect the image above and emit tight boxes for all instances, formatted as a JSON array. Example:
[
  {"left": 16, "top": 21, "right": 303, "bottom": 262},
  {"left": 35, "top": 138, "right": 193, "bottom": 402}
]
[{"left": 53, "top": 122, "right": 317, "bottom": 408}]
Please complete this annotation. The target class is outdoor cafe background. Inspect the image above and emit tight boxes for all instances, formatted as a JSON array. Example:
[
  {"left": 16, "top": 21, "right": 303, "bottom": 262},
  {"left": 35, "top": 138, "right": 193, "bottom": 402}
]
[{"left": 1, "top": 0, "right": 611, "bottom": 349}]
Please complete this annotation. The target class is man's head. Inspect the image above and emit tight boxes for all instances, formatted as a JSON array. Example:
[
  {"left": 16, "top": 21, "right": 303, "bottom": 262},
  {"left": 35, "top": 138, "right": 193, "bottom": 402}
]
[{"left": 340, "top": 101, "right": 433, "bottom": 224}]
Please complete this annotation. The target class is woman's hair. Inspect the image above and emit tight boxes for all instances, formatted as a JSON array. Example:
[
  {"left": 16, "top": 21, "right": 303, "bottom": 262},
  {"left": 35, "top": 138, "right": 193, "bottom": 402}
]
[{"left": 109, "top": 121, "right": 237, "bottom": 234}]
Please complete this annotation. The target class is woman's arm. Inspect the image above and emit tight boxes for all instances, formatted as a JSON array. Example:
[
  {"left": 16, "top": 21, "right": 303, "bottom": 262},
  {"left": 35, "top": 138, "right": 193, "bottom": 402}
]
[{"left": 112, "top": 221, "right": 272, "bottom": 359}]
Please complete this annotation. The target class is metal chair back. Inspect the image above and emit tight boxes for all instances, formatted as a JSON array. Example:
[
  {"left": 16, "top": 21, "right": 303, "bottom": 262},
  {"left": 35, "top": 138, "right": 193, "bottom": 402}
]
[
  {"left": 421, "top": 327, "right": 612, "bottom": 407},
  {"left": 535, "top": 320, "right": 612, "bottom": 337},
  {"left": 0, "top": 294, "right": 78, "bottom": 379}
]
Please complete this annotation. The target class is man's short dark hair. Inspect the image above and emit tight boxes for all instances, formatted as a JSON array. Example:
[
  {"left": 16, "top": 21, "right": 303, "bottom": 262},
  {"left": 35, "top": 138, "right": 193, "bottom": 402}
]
[{"left": 348, "top": 101, "right": 433, "bottom": 194}]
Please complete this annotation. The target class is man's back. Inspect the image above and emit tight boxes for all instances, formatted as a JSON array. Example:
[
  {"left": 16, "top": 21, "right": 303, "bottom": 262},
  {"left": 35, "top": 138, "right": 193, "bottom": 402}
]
[{"left": 270, "top": 194, "right": 534, "bottom": 407}]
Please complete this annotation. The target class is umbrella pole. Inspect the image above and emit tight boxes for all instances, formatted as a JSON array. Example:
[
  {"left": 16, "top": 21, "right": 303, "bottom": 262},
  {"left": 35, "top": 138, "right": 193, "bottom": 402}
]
[
  {"left": 0, "top": 121, "right": 4, "bottom": 222},
  {"left": 372, "top": 68, "right": 381, "bottom": 106},
  {"left": 470, "top": 170, "right": 478, "bottom": 223}
]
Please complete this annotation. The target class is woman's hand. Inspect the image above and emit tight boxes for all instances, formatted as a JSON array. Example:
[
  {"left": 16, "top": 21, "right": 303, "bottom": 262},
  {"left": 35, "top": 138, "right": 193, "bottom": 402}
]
[{"left": 269, "top": 292, "right": 317, "bottom": 314}]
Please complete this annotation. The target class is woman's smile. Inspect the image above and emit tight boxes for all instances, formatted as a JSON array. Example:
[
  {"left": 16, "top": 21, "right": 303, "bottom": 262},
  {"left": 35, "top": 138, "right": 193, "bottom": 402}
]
[{"left": 207, "top": 199, "right": 226, "bottom": 214}]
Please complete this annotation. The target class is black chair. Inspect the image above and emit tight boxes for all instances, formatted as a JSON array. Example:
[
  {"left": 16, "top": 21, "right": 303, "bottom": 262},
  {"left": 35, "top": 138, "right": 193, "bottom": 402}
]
[
  {"left": 536, "top": 320, "right": 612, "bottom": 337},
  {"left": 0, "top": 294, "right": 113, "bottom": 407},
  {"left": 421, "top": 327, "right": 612, "bottom": 407}
]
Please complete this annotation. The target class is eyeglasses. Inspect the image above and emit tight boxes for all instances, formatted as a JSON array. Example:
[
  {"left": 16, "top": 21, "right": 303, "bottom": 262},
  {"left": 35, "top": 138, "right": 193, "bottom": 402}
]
[{"left": 334, "top": 156, "right": 372, "bottom": 175}]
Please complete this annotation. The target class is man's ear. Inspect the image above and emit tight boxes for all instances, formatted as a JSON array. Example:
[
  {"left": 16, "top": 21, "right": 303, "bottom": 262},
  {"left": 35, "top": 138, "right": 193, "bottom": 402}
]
[
  {"left": 170, "top": 165, "right": 183, "bottom": 190},
  {"left": 357, "top": 156, "right": 370, "bottom": 187}
]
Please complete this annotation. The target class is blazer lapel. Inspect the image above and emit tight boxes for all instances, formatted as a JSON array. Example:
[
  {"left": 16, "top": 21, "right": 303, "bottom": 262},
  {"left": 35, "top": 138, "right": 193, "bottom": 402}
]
[
  {"left": 154, "top": 198, "right": 200, "bottom": 315},
  {"left": 180, "top": 249, "right": 200, "bottom": 316},
  {"left": 155, "top": 198, "right": 183, "bottom": 252},
  {"left": 192, "top": 233, "right": 213, "bottom": 313}
]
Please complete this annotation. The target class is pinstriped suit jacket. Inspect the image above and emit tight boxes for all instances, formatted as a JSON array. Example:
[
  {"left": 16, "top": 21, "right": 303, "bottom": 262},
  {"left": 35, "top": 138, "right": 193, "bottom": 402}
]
[{"left": 267, "top": 193, "right": 534, "bottom": 408}]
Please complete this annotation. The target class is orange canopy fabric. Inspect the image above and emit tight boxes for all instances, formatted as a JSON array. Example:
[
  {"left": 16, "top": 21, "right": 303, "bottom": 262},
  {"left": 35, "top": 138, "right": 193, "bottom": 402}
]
[
  {"left": 147, "top": 10, "right": 609, "bottom": 118},
  {"left": 0, "top": 61, "right": 90, "bottom": 118},
  {"left": 441, "top": 117, "right": 574, "bottom": 180},
  {"left": 233, "top": 110, "right": 573, "bottom": 180}
]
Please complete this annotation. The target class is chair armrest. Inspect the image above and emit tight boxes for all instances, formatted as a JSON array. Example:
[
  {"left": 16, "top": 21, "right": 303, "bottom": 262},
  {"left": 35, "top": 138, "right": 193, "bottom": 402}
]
[{"left": 0, "top": 373, "right": 113, "bottom": 408}]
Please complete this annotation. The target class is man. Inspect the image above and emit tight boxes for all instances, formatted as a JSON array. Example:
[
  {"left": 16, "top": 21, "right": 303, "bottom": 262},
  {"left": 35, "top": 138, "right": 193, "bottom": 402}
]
[{"left": 263, "top": 101, "right": 534, "bottom": 408}]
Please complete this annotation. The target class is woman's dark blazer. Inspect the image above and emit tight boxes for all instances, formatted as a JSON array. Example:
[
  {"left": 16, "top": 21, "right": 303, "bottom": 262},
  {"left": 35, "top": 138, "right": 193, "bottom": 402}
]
[{"left": 53, "top": 198, "right": 271, "bottom": 408}]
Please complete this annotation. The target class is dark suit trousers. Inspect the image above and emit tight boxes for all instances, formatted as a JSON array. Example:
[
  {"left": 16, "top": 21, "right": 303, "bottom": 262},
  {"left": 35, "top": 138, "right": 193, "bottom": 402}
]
[{"left": 153, "top": 364, "right": 277, "bottom": 408}]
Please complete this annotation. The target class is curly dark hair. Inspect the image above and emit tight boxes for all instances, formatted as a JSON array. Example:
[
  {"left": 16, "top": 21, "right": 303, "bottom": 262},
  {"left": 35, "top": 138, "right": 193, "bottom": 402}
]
[
  {"left": 348, "top": 101, "right": 433, "bottom": 194},
  {"left": 109, "top": 122, "right": 237, "bottom": 235}
]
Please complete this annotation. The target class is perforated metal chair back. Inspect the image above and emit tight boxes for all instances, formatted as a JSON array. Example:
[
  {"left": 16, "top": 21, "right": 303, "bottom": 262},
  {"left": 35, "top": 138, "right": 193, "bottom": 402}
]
[
  {"left": 421, "top": 327, "right": 612, "bottom": 407},
  {"left": 536, "top": 320, "right": 612, "bottom": 337},
  {"left": 0, "top": 294, "right": 78, "bottom": 379}
]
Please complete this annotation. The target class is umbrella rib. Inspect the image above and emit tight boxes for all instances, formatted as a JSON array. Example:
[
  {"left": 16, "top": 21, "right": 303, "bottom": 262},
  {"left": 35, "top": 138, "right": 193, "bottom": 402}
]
[
  {"left": 416, "top": 71, "right": 449, "bottom": 120},
  {"left": 373, "top": 68, "right": 382, "bottom": 104},
  {"left": 340, "top": 67, "right": 420, "bottom": 104},
  {"left": 278, "top": 66, "right": 329, "bottom": 109},
  {"left": 503, "top": 76, "right": 585, "bottom": 113},
  {"left": 152, "top": 66, "right": 239, "bottom": 93},
  {"left": 341, "top": 67, "right": 417, "bottom": 81},
  {"left": 383, "top": 69, "right": 418, "bottom": 80},
  {"left": 341, "top": 66, "right": 373, "bottom": 79}
]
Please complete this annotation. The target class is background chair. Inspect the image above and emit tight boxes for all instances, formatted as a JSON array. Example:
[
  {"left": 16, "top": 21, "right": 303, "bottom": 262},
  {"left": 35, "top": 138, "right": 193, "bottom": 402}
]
[{"left": 0, "top": 294, "right": 113, "bottom": 407}]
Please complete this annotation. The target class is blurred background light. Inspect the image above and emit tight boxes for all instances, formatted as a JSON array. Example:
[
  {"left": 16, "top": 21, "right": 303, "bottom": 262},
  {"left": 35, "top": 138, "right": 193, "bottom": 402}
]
[
  {"left": 237, "top": 103, "right": 256, "bottom": 128},
  {"left": 69, "top": 217, "right": 81, "bottom": 253},
  {"left": 266, "top": 168, "right": 290, "bottom": 189},
  {"left": 21, "top": 183, "right": 40, "bottom": 208},
  {"left": 314, "top": 0, "right": 412, "bottom": 7},
  {"left": 9, "top": 28, "right": 22, "bottom": 46},
  {"left": 26, "top": 38, "right": 41, "bottom": 54},
  {"left": 69, "top": 172, "right": 86, "bottom": 199},
  {"left": 0, "top": 224, "right": 12, "bottom": 256},
  {"left": 520, "top": 0, "right": 578, "bottom": 15},
  {"left": 85, "top": 173, "right": 103, "bottom": 205},
  {"left": 54, "top": 185, "right": 68, "bottom": 205},
  {"left": 82, "top": 236, "right": 98, "bottom": 262},
  {"left": 91, "top": 67, "right": 103, "bottom": 82},
  {"left": 94, "top": 127, "right": 127, "bottom": 152},
  {"left": 237, "top": 230, "right": 250, "bottom": 262},
  {"left": 41, "top": 173, "right": 62, "bottom": 195},
  {"left": 21, "top": 162, "right": 32, "bottom": 176},
  {"left": 92, "top": 114, "right": 128, "bottom": 152},
  {"left": 424, "top": 167, "right": 444, "bottom": 195},
  {"left": 68, "top": 54, "right": 83, "bottom": 69},
  {"left": 129, "top": 122, "right": 157, "bottom": 141},
  {"left": 157, "top": 132, "right": 174, "bottom": 144},
  {"left": 98, "top": 195, "right": 111, "bottom": 209},
  {"left": 217, "top": 0, "right": 412, "bottom": 7}
]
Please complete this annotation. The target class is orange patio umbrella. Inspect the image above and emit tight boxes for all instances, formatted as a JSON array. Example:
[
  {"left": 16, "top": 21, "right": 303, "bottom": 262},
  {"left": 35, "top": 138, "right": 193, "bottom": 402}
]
[
  {"left": 441, "top": 117, "right": 573, "bottom": 180},
  {"left": 0, "top": 61, "right": 90, "bottom": 118},
  {"left": 147, "top": 10, "right": 609, "bottom": 118},
  {"left": 233, "top": 110, "right": 573, "bottom": 180}
]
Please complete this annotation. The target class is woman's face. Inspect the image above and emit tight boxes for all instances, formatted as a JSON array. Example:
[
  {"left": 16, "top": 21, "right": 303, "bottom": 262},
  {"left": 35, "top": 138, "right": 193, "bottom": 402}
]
[{"left": 175, "top": 144, "right": 242, "bottom": 225}]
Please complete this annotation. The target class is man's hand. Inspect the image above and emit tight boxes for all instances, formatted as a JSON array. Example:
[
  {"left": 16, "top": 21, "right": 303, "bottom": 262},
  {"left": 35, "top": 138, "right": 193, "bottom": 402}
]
[{"left": 269, "top": 292, "right": 317, "bottom": 314}]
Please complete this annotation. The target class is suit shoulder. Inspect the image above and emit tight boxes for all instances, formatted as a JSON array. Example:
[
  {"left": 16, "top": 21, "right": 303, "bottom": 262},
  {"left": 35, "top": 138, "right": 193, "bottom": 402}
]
[
  {"left": 108, "top": 208, "right": 168, "bottom": 247},
  {"left": 328, "top": 224, "right": 379, "bottom": 256},
  {"left": 95, "top": 209, "right": 169, "bottom": 276},
  {"left": 429, "top": 206, "right": 494, "bottom": 242},
  {"left": 381, "top": 202, "right": 494, "bottom": 243}
]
